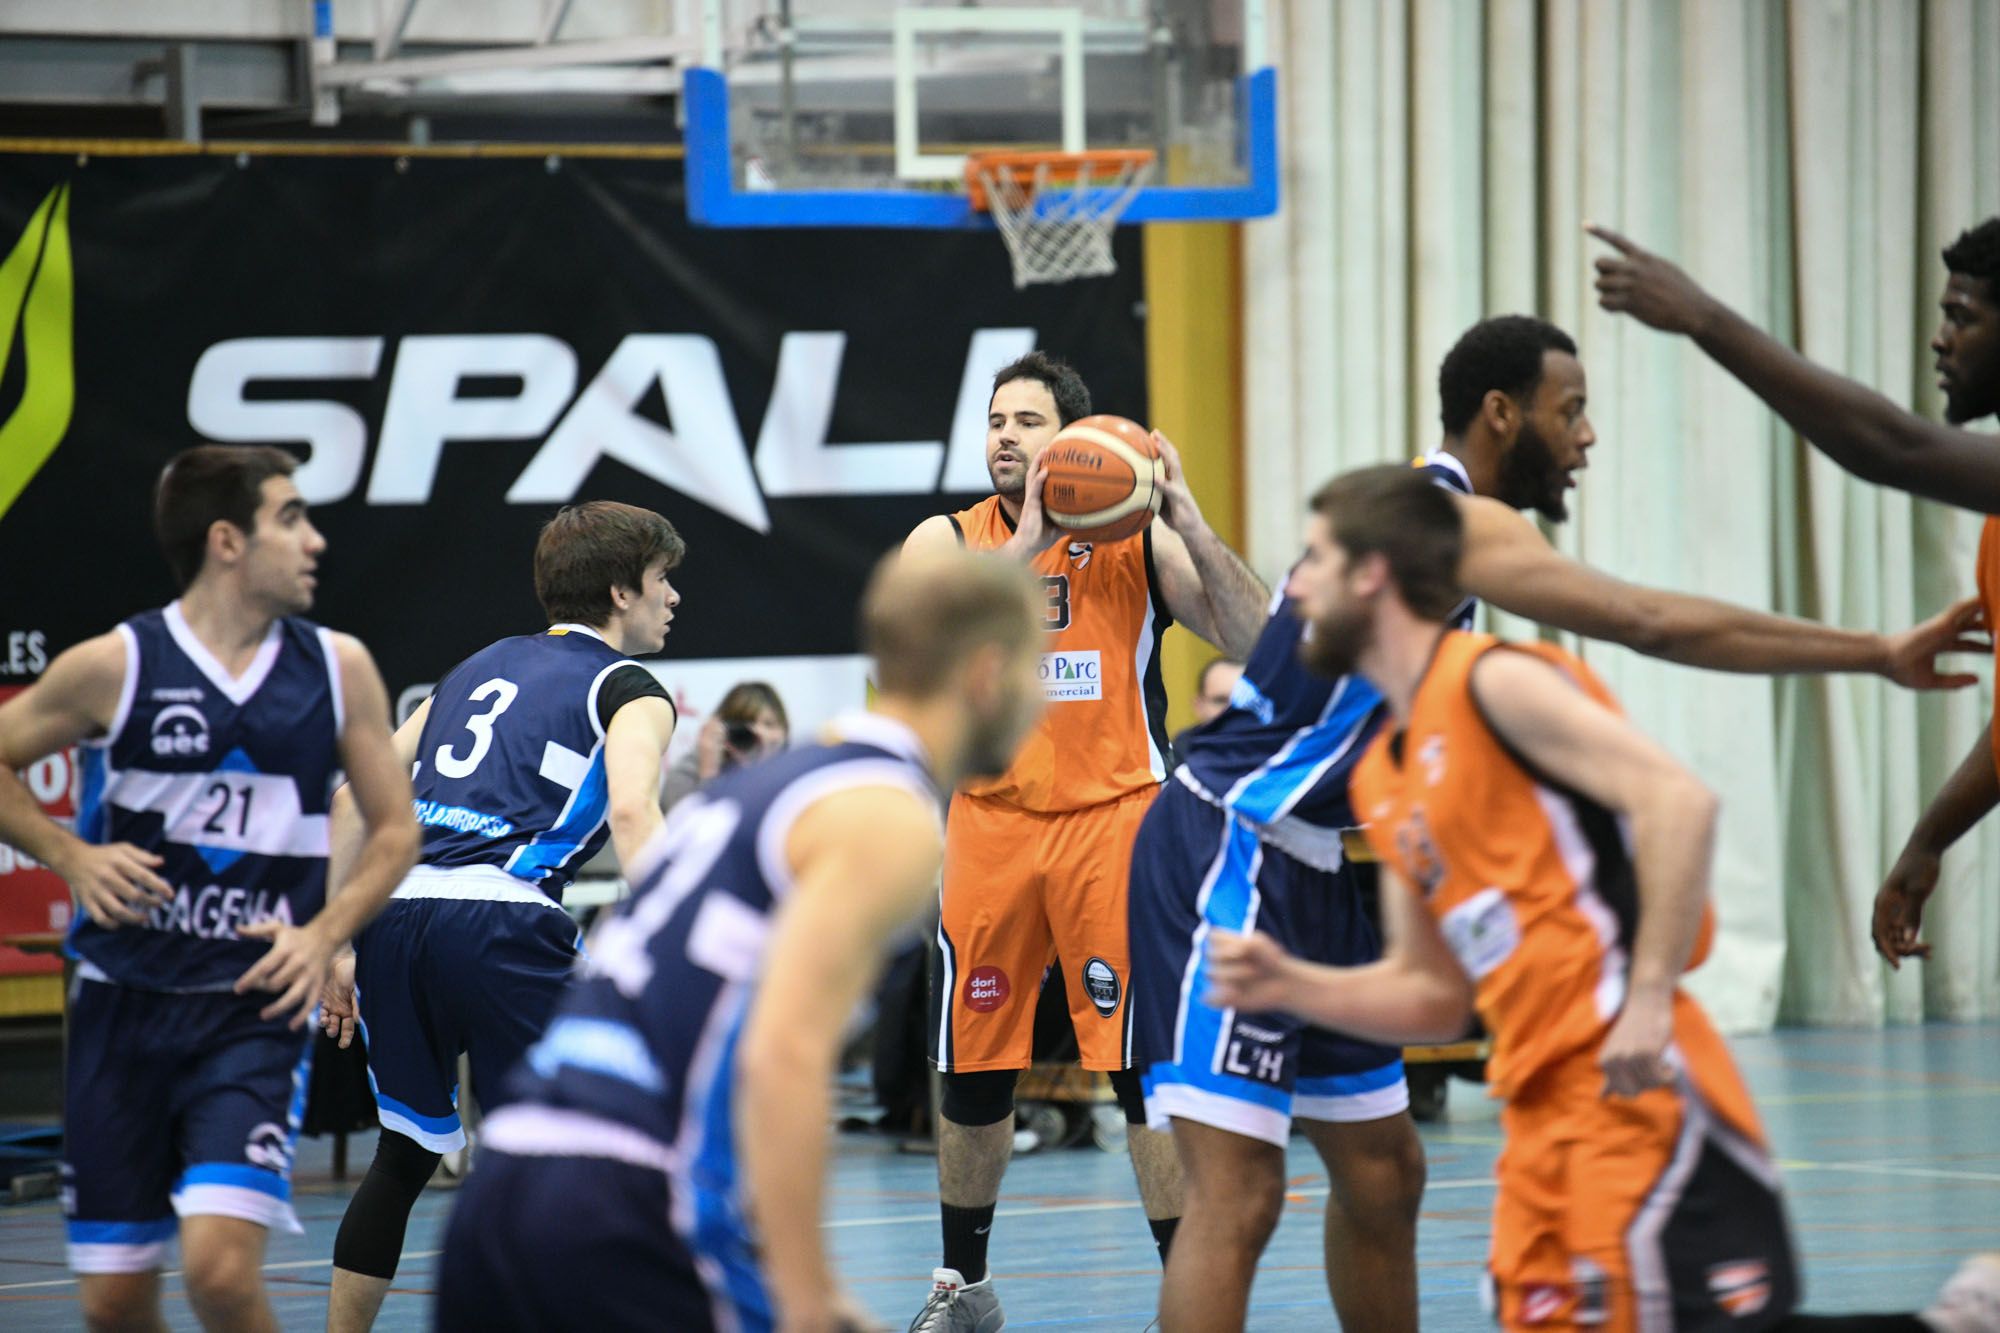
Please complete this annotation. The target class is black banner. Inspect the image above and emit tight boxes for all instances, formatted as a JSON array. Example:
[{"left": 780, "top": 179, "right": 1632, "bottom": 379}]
[{"left": 0, "top": 153, "right": 1146, "bottom": 699}]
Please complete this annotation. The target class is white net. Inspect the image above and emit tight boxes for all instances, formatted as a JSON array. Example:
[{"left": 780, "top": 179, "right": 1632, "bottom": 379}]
[{"left": 973, "top": 154, "right": 1155, "bottom": 288}]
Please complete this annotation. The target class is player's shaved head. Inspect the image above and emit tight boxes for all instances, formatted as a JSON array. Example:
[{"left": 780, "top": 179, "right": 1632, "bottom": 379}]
[{"left": 865, "top": 549, "right": 1041, "bottom": 697}]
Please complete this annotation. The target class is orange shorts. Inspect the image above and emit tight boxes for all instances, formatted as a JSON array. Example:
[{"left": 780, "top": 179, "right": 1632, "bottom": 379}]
[
  {"left": 1488, "top": 1030, "right": 1798, "bottom": 1331},
  {"left": 930, "top": 786, "right": 1157, "bottom": 1073}
]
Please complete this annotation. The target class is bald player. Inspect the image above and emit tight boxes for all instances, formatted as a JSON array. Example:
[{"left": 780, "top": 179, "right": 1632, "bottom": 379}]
[{"left": 435, "top": 548, "right": 1048, "bottom": 1333}]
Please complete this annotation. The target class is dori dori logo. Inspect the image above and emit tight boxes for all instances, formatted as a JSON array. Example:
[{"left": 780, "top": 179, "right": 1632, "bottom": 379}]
[{"left": 0, "top": 184, "right": 77, "bottom": 523}]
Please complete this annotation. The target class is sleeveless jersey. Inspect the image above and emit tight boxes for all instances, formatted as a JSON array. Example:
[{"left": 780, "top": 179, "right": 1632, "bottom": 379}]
[
  {"left": 412, "top": 625, "right": 656, "bottom": 901},
  {"left": 949, "top": 496, "right": 1172, "bottom": 812},
  {"left": 1175, "top": 455, "right": 1476, "bottom": 864},
  {"left": 70, "top": 603, "right": 343, "bottom": 992},
  {"left": 1350, "top": 631, "right": 1720, "bottom": 1103},
  {"left": 1981, "top": 518, "right": 2000, "bottom": 778},
  {"left": 494, "top": 714, "right": 938, "bottom": 1227}
]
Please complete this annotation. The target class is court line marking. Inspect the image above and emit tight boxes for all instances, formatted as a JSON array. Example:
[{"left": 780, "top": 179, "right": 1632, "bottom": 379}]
[{"left": 6, "top": 1156, "right": 1996, "bottom": 1293}]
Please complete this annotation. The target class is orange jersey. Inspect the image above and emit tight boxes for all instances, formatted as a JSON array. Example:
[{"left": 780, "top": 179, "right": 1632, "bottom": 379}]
[
  {"left": 948, "top": 496, "right": 1172, "bottom": 812},
  {"left": 1351, "top": 632, "right": 1750, "bottom": 1122},
  {"left": 1981, "top": 517, "right": 2000, "bottom": 777}
]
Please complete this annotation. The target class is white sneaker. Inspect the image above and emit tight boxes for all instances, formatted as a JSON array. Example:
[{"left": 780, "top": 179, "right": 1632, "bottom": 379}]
[
  {"left": 1925, "top": 1254, "right": 2000, "bottom": 1333},
  {"left": 906, "top": 1267, "right": 1005, "bottom": 1333}
]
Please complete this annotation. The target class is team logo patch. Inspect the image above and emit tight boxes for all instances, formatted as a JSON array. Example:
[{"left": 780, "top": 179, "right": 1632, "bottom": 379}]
[
  {"left": 1708, "top": 1259, "right": 1771, "bottom": 1316},
  {"left": 1571, "top": 1256, "right": 1609, "bottom": 1325},
  {"left": 1518, "top": 1284, "right": 1566, "bottom": 1325},
  {"left": 1083, "top": 957, "right": 1120, "bottom": 1017},
  {"left": 244, "top": 1122, "right": 293, "bottom": 1173},
  {"left": 150, "top": 703, "right": 212, "bottom": 758},
  {"left": 1039, "top": 650, "right": 1102, "bottom": 701},
  {"left": 1068, "top": 541, "right": 1093, "bottom": 569},
  {"left": 964, "top": 966, "right": 1011, "bottom": 1013}
]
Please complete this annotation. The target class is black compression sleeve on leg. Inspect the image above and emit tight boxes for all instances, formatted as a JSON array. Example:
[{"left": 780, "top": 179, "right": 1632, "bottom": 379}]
[
  {"left": 939, "top": 1069, "right": 1019, "bottom": 1127},
  {"left": 331, "top": 1131, "right": 442, "bottom": 1280},
  {"left": 1107, "top": 1068, "right": 1149, "bottom": 1127}
]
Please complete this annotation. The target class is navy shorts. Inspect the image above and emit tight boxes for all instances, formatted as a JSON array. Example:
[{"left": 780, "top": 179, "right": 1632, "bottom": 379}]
[
  {"left": 1129, "top": 780, "right": 1407, "bottom": 1146},
  {"left": 63, "top": 975, "right": 313, "bottom": 1273},
  {"left": 354, "top": 890, "right": 580, "bottom": 1152},
  {"left": 436, "top": 1144, "right": 770, "bottom": 1333}
]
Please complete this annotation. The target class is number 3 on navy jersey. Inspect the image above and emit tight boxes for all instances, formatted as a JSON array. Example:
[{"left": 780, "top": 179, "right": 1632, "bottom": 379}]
[
  {"left": 1041, "top": 575, "right": 1071, "bottom": 631},
  {"left": 434, "top": 678, "right": 519, "bottom": 779}
]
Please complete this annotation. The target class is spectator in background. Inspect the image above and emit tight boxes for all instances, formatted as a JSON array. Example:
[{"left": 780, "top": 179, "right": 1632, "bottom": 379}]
[
  {"left": 1171, "top": 656, "right": 1244, "bottom": 761},
  {"left": 661, "top": 681, "right": 791, "bottom": 811}
]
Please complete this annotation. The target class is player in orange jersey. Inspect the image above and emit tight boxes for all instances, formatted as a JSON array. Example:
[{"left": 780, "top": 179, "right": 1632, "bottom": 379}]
[
  {"left": 900, "top": 351, "right": 1268, "bottom": 1331},
  {"left": 1204, "top": 464, "right": 2000, "bottom": 1333},
  {"left": 1589, "top": 219, "right": 2000, "bottom": 970}
]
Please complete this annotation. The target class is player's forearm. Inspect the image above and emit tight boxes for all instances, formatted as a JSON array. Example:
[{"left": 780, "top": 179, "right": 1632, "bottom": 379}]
[
  {"left": 1903, "top": 721, "right": 2000, "bottom": 857},
  {"left": 1623, "top": 774, "right": 1719, "bottom": 995},
  {"left": 0, "top": 765, "right": 84, "bottom": 871},
  {"left": 1178, "top": 522, "right": 1268, "bottom": 657},
  {"left": 312, "top": 818, "right": 419, "bottom": 946},
  {"left": 1632, "top": 592, "right": 1892, "bottom": 677},
  {"left": 1266, "top": 956, "right": 1472, "bottom": 1046},
  {"left": 737, "top": 1035, "right": 838, "bottom": 1313},
  {"left": 1690, "top": 301, "right": 2000, "bottom": 512}
]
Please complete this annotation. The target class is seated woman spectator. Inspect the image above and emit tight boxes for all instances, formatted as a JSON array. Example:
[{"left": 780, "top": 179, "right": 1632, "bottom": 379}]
[{"left": 662, "top": 680, "right": 791, "bottom": 811}]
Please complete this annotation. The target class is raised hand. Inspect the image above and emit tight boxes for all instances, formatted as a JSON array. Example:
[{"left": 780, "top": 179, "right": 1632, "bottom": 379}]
[
  {"left": 1882, "top": 597, "right": 1991, "bottom": 691},
  {"left": 1587, "top": 223, "right": 1722, "bottom": 338}
]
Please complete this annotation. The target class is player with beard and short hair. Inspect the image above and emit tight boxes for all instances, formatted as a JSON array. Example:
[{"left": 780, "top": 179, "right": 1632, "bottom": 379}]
[
  {"left": 1129, "top": 315, "right": 1988, "bottom": 1333},
  {"left": 900, "top": 350, "right": 1270, "bottom": 1332},
  {"left": 1587, "top": 218, "right": 2000, "bottom": 968},
  {"left": 1203, "top": 463, "right": 2000, "bottom": 1333}
]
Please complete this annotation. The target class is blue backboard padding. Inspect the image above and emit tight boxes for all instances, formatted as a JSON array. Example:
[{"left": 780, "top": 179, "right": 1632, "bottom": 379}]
[{"left": 684, "top": 66, "right": 1279, "bottom": 229}]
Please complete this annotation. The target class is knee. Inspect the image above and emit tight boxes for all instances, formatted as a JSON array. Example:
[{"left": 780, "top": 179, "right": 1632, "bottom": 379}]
[
  {"left": 941, "top": 1069, "right": 1018, "bottom": 1127},
  {"left": 1333, "top": 1117, "right": 1427, "bottom": 1225},
  {"left": 181, "top": 1241, "right": 264, "bottom": 1318},
  {"left": 80, "top": 1276, "right": 157, "bottom": 1333},
  {"left": 1181, "top": 1144, "right": 1286, "bottom": 1249}
]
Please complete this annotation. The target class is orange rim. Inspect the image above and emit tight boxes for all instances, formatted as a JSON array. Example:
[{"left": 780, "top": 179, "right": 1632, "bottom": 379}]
[{"left": 964, "top": 149, "right": 1156, "bottom": 211}]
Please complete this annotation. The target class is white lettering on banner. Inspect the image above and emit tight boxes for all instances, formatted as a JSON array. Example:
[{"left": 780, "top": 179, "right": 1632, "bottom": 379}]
[
  {"left": 188, "top": 337, "right": 386, "bottom": 505},
  {"left": 3, "top": 630, "right": 48, "bottom": 677},
  {"left": 368, "top": 335, "right": 578, "bottom": 504},
  {"left": 753, "top": 332, "right": 945, "bottom": 496},
  {"left": 1039, "top": 650, "right": 1103, "bottom": 702},
  {"left": 185, "top": 330, "right": 1037, "bottom": 526}
]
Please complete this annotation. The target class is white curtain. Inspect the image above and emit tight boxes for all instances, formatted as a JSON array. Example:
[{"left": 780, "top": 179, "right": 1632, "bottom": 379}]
[{"left": 1246, "top": 0, "right": 2000, "bottom": 1030}]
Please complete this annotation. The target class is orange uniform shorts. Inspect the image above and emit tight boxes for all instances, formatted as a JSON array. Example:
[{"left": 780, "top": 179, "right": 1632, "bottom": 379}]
[{"left": 929, "top": 786, "right": 1157, "bottom": 1073}]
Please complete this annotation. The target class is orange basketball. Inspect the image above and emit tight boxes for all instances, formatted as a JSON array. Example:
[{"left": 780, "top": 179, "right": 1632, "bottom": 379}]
[{"left": 1038, "top": 414, "right": 1163, "bottom": 543}]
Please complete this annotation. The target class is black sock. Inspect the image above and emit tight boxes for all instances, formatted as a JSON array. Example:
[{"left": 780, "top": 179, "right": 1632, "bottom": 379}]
[
  {"left": 941, "top": 1202, "right": 996, "bottom": 1283},
  {"left": 1149, "top": 1215, "right": 1180, "bottom": 1265}
]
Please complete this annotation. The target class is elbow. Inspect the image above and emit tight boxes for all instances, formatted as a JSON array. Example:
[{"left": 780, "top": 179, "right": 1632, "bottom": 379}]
[
  {"left": 608, "top": 800, "right": 660, "bottom": 852},
  {"left": 1617, "top": 606, "right": 1680, "bottom": 660},
  {"left": 386, "top": 816, "right": 423, "bottom": 873},
  {"left": 1419, "top": 985, "right": 1477, "bottom": 1044}
]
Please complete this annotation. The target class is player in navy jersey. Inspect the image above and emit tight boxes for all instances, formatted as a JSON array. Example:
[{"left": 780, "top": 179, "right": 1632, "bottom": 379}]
[
  {"left": 316, "top": 500, "right": 684, "bottom": 1333},
  {"left": 0, "top": 445, "right": 419, "bottom": 1333},
  {"left": 432, "top": 547, "right": 1045, "bottom": 1333},
  {"left": 1133, "top": 316, "right": 1990, "bottom": 1333}
]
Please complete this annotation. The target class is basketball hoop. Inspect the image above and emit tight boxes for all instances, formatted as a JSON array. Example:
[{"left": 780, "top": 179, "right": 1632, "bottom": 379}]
[{"left": 965, "top": 149, "right": 1156, "bottom": 288}]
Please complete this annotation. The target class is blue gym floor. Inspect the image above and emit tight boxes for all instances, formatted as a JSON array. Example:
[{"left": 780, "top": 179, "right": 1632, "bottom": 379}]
[{"left": 2, "top": 1025, "right": 1995, "bottom": 1329}]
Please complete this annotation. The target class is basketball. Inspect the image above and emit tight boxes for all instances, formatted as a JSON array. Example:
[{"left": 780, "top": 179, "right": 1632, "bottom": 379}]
[{"left": 1038, "top": 414, "right": 1164, "bottom": 543}]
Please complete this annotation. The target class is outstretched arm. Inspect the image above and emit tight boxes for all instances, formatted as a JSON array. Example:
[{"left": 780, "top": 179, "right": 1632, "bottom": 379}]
[
  {"left": 1455, "top": 493, "right": 1991, "bottom": 685},
  {"left": 1590, "top": 223, "right": 2000, "bottom": 513},
  {"left": 1469, "top": 648, "right": 1718, "bottom": 1096},
  {"left": 1149, "top": 431, "right": 1269, "bottom": 657}
]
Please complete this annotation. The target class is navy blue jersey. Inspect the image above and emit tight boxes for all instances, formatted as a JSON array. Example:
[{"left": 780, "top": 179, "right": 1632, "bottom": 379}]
[
  {"left": 1175, "top": 456, "right": 1477, "bottom": 862},
  {"left": 412, "top": 626, "right": 661, "bottom": 900},
  {"left": 71, "top": 604, "right": 344, "bottom": 992},
  {"left": 499, "top": 714, "right": 937, "bottom": 1219}
]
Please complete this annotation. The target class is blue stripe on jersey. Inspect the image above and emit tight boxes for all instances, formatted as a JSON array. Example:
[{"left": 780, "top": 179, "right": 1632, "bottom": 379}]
[
  {"left": 687, "top": 1002, "right": 773, "bottom": 1331},
  {"left": 505, "top": 744, "right": 611, "bottom": 885},
  {"left": 1222, "top": 675, "right": 1382, "bottom": 827}
]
